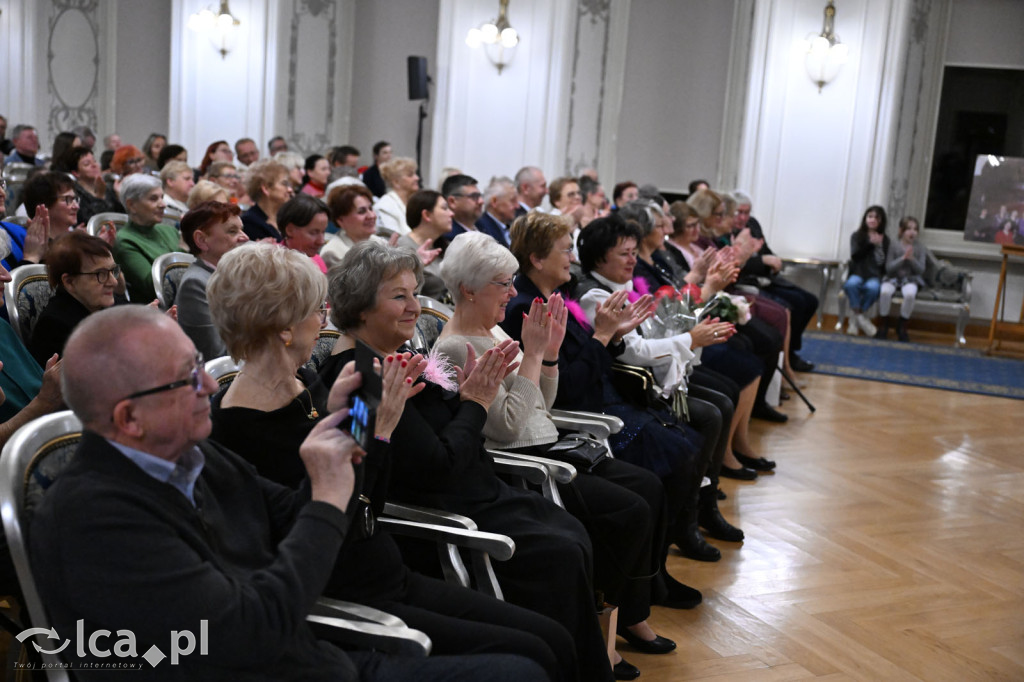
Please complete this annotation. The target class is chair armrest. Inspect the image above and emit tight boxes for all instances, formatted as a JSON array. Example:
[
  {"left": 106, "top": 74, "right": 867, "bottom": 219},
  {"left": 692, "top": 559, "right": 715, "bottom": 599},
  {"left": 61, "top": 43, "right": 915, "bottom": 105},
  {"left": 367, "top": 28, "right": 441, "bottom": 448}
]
[
  {"left": 306, "top": 613, "right": 431, "bottom": 657},
  {"left": 488, "top": 449, "right": 577, "bottom": 485},
  {"left": 383, "top": 501, "right": 478, "bottom": 530},
  {"left": 313, "top": 597, "right": 407, "bottom": 627},
  {"left": 377, "top": 518, "right": 515, "bottom": 561},
  {"left": 549, "top": 414, "right": 611, "bottom": 440},
  {"left": 491, "top": 453, "right": 569, "bottom": 509},
  {"left": 550, "top": 409, "right": 624, "bottom": 435},
  {"left": 491, "top": 456, "right": 549, "bottom": 485}
]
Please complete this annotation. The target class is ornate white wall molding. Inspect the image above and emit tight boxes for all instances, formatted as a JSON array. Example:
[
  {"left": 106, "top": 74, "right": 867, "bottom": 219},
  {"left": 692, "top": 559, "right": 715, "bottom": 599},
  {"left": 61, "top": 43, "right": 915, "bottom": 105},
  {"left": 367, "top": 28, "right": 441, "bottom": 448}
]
[
  {"left": 430, "top": 0, "right": 576, "bottom": 187},
  {"left": 281, "top": 0, "right": 355, "bottom": 156},
  {"left": 563, "top": 0, "right": 630, "bottom": 183},
  {"left": 46, "top": 0, "right": 103, "bottom": 139}
]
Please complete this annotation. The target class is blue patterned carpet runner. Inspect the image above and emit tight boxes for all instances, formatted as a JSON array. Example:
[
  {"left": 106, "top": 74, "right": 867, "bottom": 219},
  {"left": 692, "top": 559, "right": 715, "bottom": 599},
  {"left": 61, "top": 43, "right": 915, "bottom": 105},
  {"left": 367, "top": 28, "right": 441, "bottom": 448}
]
[{"left": 801, "top": 331, "right": 1024, "bottom": 400}]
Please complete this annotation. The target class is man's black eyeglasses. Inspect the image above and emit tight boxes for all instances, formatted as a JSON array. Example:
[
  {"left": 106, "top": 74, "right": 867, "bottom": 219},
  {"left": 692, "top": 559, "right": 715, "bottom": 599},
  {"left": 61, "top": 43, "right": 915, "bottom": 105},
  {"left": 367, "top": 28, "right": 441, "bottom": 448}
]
[{"left": 121, "top": 352, "right": 205, "bottom": 401}]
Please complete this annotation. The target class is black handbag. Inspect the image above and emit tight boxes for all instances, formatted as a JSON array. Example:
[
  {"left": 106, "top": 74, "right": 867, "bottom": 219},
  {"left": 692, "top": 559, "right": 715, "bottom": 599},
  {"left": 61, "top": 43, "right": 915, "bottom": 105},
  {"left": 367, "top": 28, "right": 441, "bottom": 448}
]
[
  {"left": 609, "top": 362, "right": 689, "bottom": 422},
  {"left": 546, "top": 434, "right": 610, "bottom": 472},
  {"left": 609, "top": 363, "right": 663, "bottom": 408}
]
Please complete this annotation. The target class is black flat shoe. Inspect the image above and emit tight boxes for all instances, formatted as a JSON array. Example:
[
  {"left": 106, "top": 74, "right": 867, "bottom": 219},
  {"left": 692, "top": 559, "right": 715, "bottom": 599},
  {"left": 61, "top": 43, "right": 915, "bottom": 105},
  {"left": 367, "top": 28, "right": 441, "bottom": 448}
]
[
  {"left": 618, "top": 627, "right": 677, "bottom": 655},
  {"left": 734, "top": 452, "right": 776, "bottom": 471},
  {"left": 698, "top": 507, "right": 744, "bottom": 542},
  {"left": 789, "top": 354, "right": 815, "bottom": 372},
  {"left": 613, "top": 658, "right": 641, "bottom": 680},
  {"left": 752, "top": 404, "right": 789, "bottom": 423},
  {"left": 719, "top": 464, "right": 757, "bottom": 481}
]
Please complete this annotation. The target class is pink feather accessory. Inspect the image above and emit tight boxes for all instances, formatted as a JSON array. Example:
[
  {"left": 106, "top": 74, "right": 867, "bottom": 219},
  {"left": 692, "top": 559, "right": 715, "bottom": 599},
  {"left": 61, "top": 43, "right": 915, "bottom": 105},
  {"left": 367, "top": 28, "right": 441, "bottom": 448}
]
[{"left": 421, "top": 346, "right": 459, "bottom": 392}]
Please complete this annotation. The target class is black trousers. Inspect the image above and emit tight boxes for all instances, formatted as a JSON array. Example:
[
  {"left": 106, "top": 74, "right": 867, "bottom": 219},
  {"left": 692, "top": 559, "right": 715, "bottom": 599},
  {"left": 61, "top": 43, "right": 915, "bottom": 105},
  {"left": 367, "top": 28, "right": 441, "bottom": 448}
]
[
  {"left": 688, "top": 372, "right": 738, "bottom": 483},
  {"left": 731, "top": 317, "right": 783, "bottom": 406},
  {"left": 448, "top": 483, "right": 614, "bottom": 682},
  {"left": 510, "top": 449, "right": 667, "bottom": 628},
  {"left": 761, "top": 278, "right": 819, "bottom": 352},
  {"left": 374, "top": 572, "right": 576, "bottom": 682}
]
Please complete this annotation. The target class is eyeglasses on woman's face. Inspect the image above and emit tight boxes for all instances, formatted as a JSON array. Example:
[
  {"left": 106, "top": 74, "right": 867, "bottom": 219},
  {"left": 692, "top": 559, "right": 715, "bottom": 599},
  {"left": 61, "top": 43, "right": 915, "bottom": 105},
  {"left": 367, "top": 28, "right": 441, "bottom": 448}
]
[{"left": 72, "top": 264, "right": 121, "bottom": 284}]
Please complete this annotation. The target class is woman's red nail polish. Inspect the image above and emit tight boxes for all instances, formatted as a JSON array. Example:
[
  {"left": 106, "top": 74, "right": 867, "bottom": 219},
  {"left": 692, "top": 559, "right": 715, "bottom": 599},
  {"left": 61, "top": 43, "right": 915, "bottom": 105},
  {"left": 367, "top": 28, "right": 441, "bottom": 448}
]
[
  {"left": 406, "top": 377, "right": 413, "bottom": 384},
  {"left": 401, "top": 360, "right": 408, "bottom": 368},
  {"left": 534, "top": 297, "right": 542, "bottom": 303}
]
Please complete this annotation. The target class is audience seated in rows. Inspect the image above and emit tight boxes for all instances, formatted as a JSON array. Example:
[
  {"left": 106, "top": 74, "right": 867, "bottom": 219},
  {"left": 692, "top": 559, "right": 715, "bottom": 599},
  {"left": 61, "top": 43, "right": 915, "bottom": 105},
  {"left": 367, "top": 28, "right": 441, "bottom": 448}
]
[
  {"left": 30, "top": 304, "right": 545, "bottom": 681},
  {"left": 321, "top": 240, "right": 616, "bottom": 681},
  {"left": 205, "top": 242, "right": 574, "bottom": 680}
]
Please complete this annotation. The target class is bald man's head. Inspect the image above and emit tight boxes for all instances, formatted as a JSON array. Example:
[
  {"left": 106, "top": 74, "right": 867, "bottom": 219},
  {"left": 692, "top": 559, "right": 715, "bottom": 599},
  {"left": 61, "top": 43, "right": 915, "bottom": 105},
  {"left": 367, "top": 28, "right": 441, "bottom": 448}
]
[{"left": 62, "top": 306, "right": 179, "bottom": 431}]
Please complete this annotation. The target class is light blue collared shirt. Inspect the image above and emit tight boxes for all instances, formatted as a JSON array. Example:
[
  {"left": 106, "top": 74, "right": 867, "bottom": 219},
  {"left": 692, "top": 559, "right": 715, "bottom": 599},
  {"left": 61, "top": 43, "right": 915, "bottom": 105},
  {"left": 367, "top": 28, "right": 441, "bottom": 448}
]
[{"left": 108, "top": 440, "right": 206, "bottom": 507}]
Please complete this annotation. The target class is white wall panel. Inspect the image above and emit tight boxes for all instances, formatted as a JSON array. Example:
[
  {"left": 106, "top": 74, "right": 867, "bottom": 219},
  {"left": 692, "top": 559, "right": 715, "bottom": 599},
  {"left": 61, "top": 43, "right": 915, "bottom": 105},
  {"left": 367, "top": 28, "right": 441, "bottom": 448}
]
[
  {"left": 615, "top": 0, "right": 734, "bottom": 193},
  {"left": 430, "top": 0, "right": 574, "bottom": 189},
  {"left": 349, "top": 0, "right": 438, "bottom": 178}
]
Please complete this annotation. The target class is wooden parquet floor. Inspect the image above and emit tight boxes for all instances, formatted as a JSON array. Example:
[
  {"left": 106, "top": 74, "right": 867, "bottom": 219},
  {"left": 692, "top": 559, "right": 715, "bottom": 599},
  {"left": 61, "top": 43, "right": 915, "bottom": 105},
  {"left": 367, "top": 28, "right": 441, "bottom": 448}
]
[{"left": 635, "top": 367, "right": 1024, "bottom": 681}]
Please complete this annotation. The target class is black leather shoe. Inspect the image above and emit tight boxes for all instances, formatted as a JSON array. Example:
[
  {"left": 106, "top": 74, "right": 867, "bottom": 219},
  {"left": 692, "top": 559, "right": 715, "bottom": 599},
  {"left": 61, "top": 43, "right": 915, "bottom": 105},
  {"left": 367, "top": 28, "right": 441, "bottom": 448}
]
[
  {"left": 752, "top": 404, "right": 789, "bottom": 423},
  {"left": 658, "top": 574, "right": 702, "bottom": 609},
  {"left": 698, "top": 507, "right": 744, "bottom": 542},
  {"left": 734, "top": 452, "right": 776, "bottom": 471},
  {"left": 789, "top": 353, "right": 815, "bottom": 372},
  {"left": 613, "top": 658, "right": 641, "bottom": 680},
  {"left": 719, "top": 464, "right": 757, "bottom": 481},
  {"left": 618, "top": 627, "right": 677, "bottom": 655},
  {"left": 674, "top": 523, "right": 721, "bottom": 562}
]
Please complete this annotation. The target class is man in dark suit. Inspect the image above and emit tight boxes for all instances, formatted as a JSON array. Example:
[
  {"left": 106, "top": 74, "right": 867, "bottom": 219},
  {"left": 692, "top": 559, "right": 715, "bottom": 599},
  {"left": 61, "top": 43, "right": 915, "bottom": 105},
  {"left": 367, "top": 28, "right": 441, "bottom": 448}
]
[
  {"left": 441, "top": 173, "right": 485, "bottom": 241},
  {"left": 513, "top": 166, "right": 547, "bottom": 218},
  {"left": 474, "top": 177, "right": 518, "bottom": 247}
]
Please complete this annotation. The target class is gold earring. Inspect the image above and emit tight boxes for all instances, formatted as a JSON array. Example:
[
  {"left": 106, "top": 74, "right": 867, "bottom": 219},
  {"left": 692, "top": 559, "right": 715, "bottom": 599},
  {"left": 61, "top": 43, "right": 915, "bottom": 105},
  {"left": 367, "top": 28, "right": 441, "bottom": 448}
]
[{"left": 285, "top": 339, "right": 292, "bottom": 348}]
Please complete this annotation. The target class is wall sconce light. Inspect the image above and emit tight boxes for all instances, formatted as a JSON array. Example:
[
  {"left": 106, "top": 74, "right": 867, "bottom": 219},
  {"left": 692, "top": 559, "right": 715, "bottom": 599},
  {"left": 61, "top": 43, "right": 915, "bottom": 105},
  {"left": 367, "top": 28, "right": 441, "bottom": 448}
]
[
  {"left": 801, "top": 0, "right": 849, "bottom": 92},
  {"left": 187, "top": 0, "right": 241, "bottom": 59},
  {"left": 465, "top": 0, "right": 519, "bottom": 74}
]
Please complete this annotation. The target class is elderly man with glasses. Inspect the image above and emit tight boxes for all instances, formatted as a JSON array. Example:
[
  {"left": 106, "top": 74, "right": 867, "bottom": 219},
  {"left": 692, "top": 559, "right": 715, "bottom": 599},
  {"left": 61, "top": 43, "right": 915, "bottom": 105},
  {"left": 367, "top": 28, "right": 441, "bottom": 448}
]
[{"left": 28, "top": 305, "right": 544, "bottom": 681}]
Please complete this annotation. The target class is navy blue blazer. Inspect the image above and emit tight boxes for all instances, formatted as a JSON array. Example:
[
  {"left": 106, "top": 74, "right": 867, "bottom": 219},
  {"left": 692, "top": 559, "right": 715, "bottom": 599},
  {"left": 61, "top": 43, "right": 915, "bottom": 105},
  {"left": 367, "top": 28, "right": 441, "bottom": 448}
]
[{"left": 475, "top": 212, "right": 511, "bottom": 247}]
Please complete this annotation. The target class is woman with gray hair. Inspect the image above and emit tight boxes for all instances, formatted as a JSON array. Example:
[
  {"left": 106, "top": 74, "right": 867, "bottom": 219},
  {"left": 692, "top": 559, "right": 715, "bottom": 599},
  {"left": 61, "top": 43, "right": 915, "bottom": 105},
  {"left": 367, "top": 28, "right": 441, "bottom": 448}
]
[
  {"left": 320, "top": 239, "right": 616, "bottom": 682},
  {"left": 436, "top": 231, "right": 684, "bottom": 679},
  {"left": 112, "top": 173, "right": 181, "bottom": 302}
]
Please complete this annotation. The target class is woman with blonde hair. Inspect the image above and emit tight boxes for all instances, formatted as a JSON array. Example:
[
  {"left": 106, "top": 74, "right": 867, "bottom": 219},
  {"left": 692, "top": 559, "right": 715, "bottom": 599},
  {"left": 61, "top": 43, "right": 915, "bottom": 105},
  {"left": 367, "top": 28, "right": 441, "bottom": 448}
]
[
  {"left": 186, "top": 180, "right": 229, "bottom": 209},
  {"left": 241, "top": 159, "right": 294, "bottom": 241},
  {"left": 375, "top": 157, "right": 420, "bottom": 236}
]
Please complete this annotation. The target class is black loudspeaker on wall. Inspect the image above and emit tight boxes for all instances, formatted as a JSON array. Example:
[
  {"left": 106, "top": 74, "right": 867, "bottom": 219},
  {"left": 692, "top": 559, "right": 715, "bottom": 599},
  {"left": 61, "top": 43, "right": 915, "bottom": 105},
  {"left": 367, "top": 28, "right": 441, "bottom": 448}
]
[{"left": 407, "top": 56, "right": 429, "bottom": 101}]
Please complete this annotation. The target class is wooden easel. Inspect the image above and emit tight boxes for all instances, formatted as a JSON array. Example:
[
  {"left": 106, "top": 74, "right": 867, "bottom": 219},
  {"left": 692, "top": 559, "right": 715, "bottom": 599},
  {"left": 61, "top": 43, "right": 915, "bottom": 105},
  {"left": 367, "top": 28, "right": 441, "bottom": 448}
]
[{"left": 986, "top": 243, "right": 1024, "bottom": 355}]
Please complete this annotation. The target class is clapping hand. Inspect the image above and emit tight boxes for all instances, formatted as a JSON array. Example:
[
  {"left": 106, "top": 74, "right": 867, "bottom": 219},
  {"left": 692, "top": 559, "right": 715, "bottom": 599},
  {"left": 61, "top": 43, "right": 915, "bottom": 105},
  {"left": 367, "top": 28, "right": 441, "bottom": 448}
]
[
  {"left": 689, "top": 317, "right": 735, "bottom": 348},
  {"left": 374, "top": 352, "right": 428, "bottom": 440},
  {"left": 456, "top": 342, "right": 519, "bottom": 409},
  {"left": 23, "top": 205, "right": 51, "bottom": 263}
]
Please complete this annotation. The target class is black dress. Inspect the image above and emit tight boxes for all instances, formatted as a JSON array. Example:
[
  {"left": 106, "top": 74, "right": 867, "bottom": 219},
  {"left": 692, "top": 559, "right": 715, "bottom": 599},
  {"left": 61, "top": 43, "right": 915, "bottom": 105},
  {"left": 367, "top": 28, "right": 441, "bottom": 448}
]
[
  {"left": 210, "top": 367, "right": 575, "bottom": 682},
  {"left": 320, "top": 354, "right": 614, "bottom": 682}
]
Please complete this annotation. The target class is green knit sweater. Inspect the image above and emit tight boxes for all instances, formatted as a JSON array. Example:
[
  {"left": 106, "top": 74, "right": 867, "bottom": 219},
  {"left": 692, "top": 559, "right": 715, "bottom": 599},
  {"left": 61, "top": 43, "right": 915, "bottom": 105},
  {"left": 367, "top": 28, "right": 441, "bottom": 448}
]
[{"left": 113, "top": 220, "right": 182, "bottom": 302}]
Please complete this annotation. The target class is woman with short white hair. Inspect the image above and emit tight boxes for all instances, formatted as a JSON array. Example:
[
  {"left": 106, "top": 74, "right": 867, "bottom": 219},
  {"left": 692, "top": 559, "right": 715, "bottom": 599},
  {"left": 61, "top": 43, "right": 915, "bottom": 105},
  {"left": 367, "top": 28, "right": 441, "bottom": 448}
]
[{"left": 113, "top": 174, "right": 181, "bottom": 302}]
